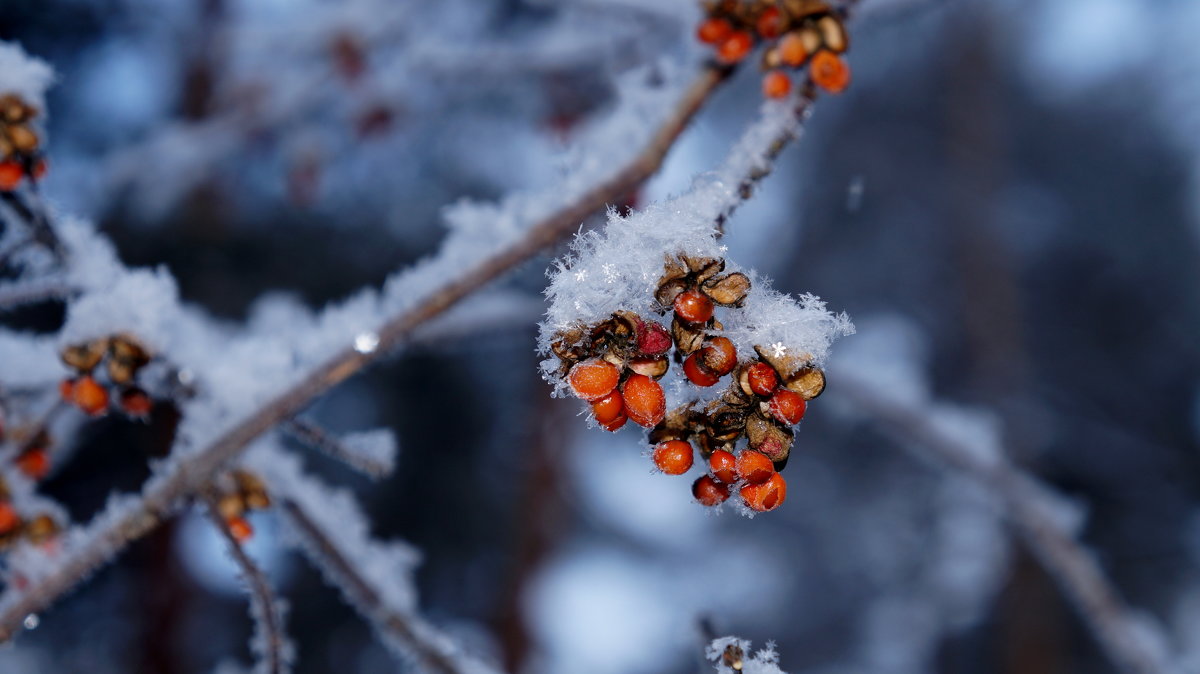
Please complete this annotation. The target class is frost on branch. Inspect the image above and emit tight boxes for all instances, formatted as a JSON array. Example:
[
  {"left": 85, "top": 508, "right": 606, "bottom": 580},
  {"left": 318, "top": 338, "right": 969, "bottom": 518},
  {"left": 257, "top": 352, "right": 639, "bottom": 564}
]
[
  {"left": 706, "top": 636, "right": 787, "bottom": 674},
  {"left": 0, "top": 43, "right": 53, "bottom": 114}
]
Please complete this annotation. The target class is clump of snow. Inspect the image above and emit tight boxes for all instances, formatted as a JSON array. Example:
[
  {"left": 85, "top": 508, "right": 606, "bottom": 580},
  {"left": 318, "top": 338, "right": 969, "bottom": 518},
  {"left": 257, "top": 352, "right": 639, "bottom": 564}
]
[
  {"left": 706, "top": 636, "right": 788, "bottom": 674},
  {"left": 0, "top": 43, "right": 54, "bottom": 112}
]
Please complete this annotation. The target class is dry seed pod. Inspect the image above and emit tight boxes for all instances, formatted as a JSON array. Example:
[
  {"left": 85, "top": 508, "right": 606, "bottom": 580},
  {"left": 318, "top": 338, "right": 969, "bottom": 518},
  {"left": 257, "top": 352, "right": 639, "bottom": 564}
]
[
  {"left": 216, "top": 492, "right": 244, "bottom": 521},
  {"left": 753, "top": 343, "right": 815, "bottom": 381},
  {"left": 7, "top": 125, "right": 37, "bottom": 153},
  {"left": 234, "top": 471, "right": 271, "bottom": 510},
  {"left": 701, "top": 272, "right": 751, "bottom": 306},
  {"left": 654, "top": 277, "right": 690, "bottom": 308},
  {"left": 784, "top": 365, "right": 826, "bottom": 400},
  {"left": 705, "top": 407, "right": 746, "bottom": 443},
  {"left": 628, "top": 356, "right": 669, "bottom": 379},
  {"left": 817, "top": 14, "right": 848, "bottom": 53},
  {"left": 745, "top": 412, "right": 794, "bottom": 462},
  {"left": 61, "top": 339, "right": 109, "bottom": 372},
  {"left": 23, "top": 514, "right": 58, "bottom": 545},
  {"left": 110, "top": 334, "right": 152, "bottom": 367},
  {"left": 684, "top": 256, "right": 724, "bottom": 285},
  {"left": 671, "top": 317, "right": 706, "bottom": 356},
  {"left": 799, "top": 23, "right": 823, "bottom": 54},
  {"left": 722, "top": 642, "right": 746, "bottom": 671}
]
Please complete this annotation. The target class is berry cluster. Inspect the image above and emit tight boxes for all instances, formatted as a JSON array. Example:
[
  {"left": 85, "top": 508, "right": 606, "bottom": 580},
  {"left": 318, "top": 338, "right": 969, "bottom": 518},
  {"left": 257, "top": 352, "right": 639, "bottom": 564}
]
[
  {"left": 551, "top": 254, "right": 826, "bottom": 513},
  {"left": 0, "top": 93, "right": 46, "bottom": 192},
  {"left": 59, "top": 334, "right": 155, "bottom": 419},
  {"left": 214, "top": 470, "right": 271, "bottom": 543},
  {"left": 697, "top": 0, "right": 851, "bottom": 99},
  {"left": 0, "top": 478, "right": 60, "bottom": 552}
]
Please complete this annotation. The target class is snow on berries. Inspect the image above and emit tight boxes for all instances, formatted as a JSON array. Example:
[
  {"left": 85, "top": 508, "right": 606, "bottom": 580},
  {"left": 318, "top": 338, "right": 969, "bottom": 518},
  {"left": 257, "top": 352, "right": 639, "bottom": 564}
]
[{"left": 697, "top": 0, "right": 853, "bottom": 98}]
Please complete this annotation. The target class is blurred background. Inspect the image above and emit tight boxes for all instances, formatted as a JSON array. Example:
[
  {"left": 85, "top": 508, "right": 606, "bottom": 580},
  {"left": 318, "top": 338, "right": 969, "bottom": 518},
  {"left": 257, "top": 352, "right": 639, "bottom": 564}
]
[{"left": 1, "top": 0, "right": 1199, "bottom": 672}]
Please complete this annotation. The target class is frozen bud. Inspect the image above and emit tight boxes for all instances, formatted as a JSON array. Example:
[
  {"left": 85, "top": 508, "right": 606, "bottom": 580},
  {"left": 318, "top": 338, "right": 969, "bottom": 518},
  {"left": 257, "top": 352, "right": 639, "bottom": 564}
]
[
  {"left": 785, "top": 366, "right": 826, "bottom": 400},
  {"left": 701, "top": 272, "right": 751, "bottom": 307},
  {"left": 722, "top": 643, "right": 745, "bottom": 671},
  {"left": 635, "top": 319, "right": 672, "bottom": 355},
  {"left": 818, "top": 14, "right": 849, "bottom": 53},
  {"left": 672, "top": 317, "right": 706, "bottom": 356},
  {"left": 7, "top": 126, "right": 37, "bottom": 154},
  {"left": 61, "top": 339, "right": 108, "bottom": 372},
  {"left": 628, "top": 355, "right": 669, "bottom": 379},
  {"left": 745, "top": 412, "right": 793, "bottom": 462}
]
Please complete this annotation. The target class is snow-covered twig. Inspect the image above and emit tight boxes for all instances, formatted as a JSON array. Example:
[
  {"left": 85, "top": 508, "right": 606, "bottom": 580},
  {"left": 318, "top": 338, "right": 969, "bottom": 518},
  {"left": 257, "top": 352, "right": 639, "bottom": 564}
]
[
  {"left": 204, "top": 498, "right": 293, "bottom": 674},
  {"left": 836, "top": 373, "right": 1174, "bottom": 674},
  {"left": 0, "top": 278, "right": 73, "bottom": 312},
  {"left": 282, "top": 418, "right": 396, "bottom": 479}
]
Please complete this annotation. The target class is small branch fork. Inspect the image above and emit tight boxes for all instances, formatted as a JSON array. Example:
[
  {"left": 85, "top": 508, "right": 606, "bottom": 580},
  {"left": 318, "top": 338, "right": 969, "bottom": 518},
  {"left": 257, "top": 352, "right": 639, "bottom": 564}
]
[
  {"left": 837, "top": 374, "right": 1171, "bottom": 674},
  {"left": 204, "top": 497, "right": 291, "bottom": 674},
  {"left": 0, "top": 63, "right": 733, "bottom": 643}
]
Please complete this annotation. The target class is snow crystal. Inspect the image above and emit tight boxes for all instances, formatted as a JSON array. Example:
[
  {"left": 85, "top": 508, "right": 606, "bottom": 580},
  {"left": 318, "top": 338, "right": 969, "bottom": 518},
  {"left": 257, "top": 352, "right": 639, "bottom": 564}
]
[{"left": 706, "top": 636, "right": 788, "bottom": 674}]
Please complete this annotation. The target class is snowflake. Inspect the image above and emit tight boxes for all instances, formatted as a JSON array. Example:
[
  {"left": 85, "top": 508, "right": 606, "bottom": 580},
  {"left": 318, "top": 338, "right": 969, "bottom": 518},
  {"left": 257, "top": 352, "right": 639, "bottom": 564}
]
[
  {"left": 601, "top": 263, "right": 618, "bottom": 284},
  {"left": 770, "top": 341, "right": 787, "bottom": 358},
  {"left": 719, "top": 244, "right": 729, "bottom": 252},
  {"left": 574, "top": 268, "right": 588, "bottom": 282}
]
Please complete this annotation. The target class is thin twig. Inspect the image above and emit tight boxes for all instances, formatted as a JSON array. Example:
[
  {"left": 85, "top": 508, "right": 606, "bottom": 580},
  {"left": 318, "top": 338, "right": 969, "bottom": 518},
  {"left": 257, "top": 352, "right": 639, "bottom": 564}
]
[
  {"left": 836, "top": 373, "right": 1170, "bottom": 674},
  {"left": 0, "top": 64, "right": 731, "bottom": 642},
  {"left": 204, "top": 497, "right": 291, "bottom": 674},
  {"left": 281, "top": 417, "right": 393, "bottom": 479},
  {"left": 279, "top": 499, "right": 470, "bottom": 674},
  {"left": 0, "top": 191, "right": 65, "bottom": 262}
]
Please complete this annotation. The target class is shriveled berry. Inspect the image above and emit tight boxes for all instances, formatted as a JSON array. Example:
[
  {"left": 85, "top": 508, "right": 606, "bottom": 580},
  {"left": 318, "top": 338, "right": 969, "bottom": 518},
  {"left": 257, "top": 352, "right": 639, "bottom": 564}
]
[
  {"left": 768, "top": 389, "right": 807, "bottom": 425},
  {"left": 592, "top": 390, "right": 624, "bottom": 425},
  {"left": 709, "top": 449, "right": 738, "bottom": 484},
  {"left": 715, "top": 30, "right": 754, "bottom": 64},
  {"left": 0, "top": 161, "right": 21, "bottom": 191},
  {"left": 683, "top": 352, "right": 721, "bottom": 387},
  {"left": 756, "top": 6, "right": 786, "bottom": 39},
  {"left": 622, "top": 373, "right": 666, "bottom": 428},
  {"left": 697, "top": 17, "right": 733, "bottom": 45},
  {"left": 0, "top": 502, "right": 18, "bottom": 535},
  {"left": 700, "top": 336, "right": 737, "bottom": 375},
  {"left": 693, "top": 475, "right": 731, "bottom": 506},
  {"left": 810, "top": 50, "right": 850, "bottom": 94},
  {"left": 15, "top": 449, "right": 49, "bottom": 481},
  {"left": 652, "top": 440, "right": 694, "bottom": 475},
  {"left": 763, "top": 70, "right": 792, "bottom": 99},
  {"left": 736, "top": 451, "right": 775, "bottom": 485},
  {"left": 746, "top": 362, "right": 778, "bottom": 397},
  {"left": 568, "top": 358, "right": 621, "bottom": 402},
  {"left": 227, "top": 516, "right": 254, "bottom": 542},
  {"left": 636, "top": 319, "right": 672, "bottom": 355},
  {"left": 673, "top": 289, "right": 714, "bottom": 324},
  {"left": 778, "top": 31, "right": 810, "bottom": 67},
  {"left": 741, "top": 472, "right": 787, "bottom": 512},
  {"left": 72, "top": 376, "right": 109, "bottom": 416}
]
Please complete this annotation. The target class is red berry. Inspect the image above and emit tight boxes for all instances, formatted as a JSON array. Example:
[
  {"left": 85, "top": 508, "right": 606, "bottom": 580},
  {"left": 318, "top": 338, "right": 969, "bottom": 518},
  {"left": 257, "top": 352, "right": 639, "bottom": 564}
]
[
  {"left": 59, "top": 378, "right": 76, "bottom": 402},
  {"left": 0, "top": 161, "right": 22, "bottom": 191},
  {"left": 568, "top": 358, "right": 621, "bottom": 402},
  {"left": 756, "top": 6, "right": 786, "bottom": 39},
  {"left": 741, "top": 472, "right": 787, "bottom": 512},
  {"left": 762, "top": 70, "right": 792, "bottom": 99},
  {"left": 592, "top": 390, "right": 624, "bottom": 425},
  {"left": 778, "top": 32, "right": 810, "bottom": 67},
  {"left": 736, "top": 451, "right": 774, "bottom": 485},
  {"left": 0, "top": 502, "right": 18, "bottom": 535},
  {"left": 599, "top": 413, "right": 628, "bottom": 432},
  {"left": 709, "top": 449, "right": 738, "bottom": 484},
  {"left": 716, "top": 30, "right": 754, "bottom": 65},
  {"left": 15, "top": 449, "right": 50, "bottom": 481},
  {"left": 622, "top": 374, "right": 666, "bottom": 428},
  {"left": 673, "top": 289, "right": 714, "bottom": 324},
  {"left": 652, "top": 440, "right": 694, "bottom": 475},
  {"left": 746, "top": 362, "right": 778, "bottom": 397},
  {"left": 693, "top": 475, "right": 731, "bottom": 506},
  {"left": 700, "top": 336, "right": 737, "bottom": 376},
  {"left": 810, "top": 50, "right": 850, "bottom": 94},
  {"left": 768, "top": 389, "right": 807, "bottom": 425},
  {"left": 120, "top": 388, "right": 153, "bottom": 417},
  {"left": 72, "top": 375, "right": 109, "bottom": 416},
  {"left": 683, "top": 352, "right": 721, "bottom": 387},
  {"left": 227, "top": 516, "right": 254, "bottom": 542},
  {"left": 636, "top": 319, "right": 672, "bottom": 355},
  {"left": 697, "top": 17, "right": 733, "bottom": 45}
]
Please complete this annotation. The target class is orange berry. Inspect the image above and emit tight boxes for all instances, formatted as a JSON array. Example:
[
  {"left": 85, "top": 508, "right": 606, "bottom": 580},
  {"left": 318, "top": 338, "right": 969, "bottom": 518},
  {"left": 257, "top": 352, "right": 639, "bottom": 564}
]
[
  {"left": 59, "top": 377, "right": 76, "bottom": 402},
  {"left": 592, "top": 390, "right": 624, "bottom": 425},
  {"left": 652, "top": 440, "right": 694, "bottom": 475},
  {"left": 72, "top": 375, "right": 109, "bottom": 416},
  {"left": 741, "top": 472, "right": 787, "bottom": 512},
  {"left": 0, "top": 502, "right": 18, "bottom": 535},
  {"left": 736, "top": 451, "right": 775, "bottom": 485},
  {"left": 693, "top": 475, "right": 731, "bottom": 506},
  {"left": 120, "top": 388, "right": 153, "bottom": 417},
  {"left": 32, "top": 158, "right": 47, "bottom": 180},
  {"left": 599, "top": 413, "right": 628, "bottom": 432},
  {"left": 709, "top": 449, "right": 738, "bottom": 484},
  {"left": 716, "top": 30, "right": 754, "bottom": 65},
  {"left": 683, "top": 352, "right": 721, "bottom": 387},
  {"left": 227, "top": 516, "right": 254, "bottom": 542},
  {"left": 697, "top": 17, "right": 733, "bottom": 45},
  {"left": 15, "top": 449, "right": 50, "bottom": 481},
  {"left": 768, "top": 389, "right": 807, "bottom": 425},
  {"left": 810, "top": 50, "right": 850, "bottom": 94},
  {"left": 0, "top": 161, "right": 21, "bottom": 191},
  {"left": 568, "top": 358, "right": 621, "bottom": 402},
  {"left": 778, "top": 32, "right": 809, "bottom": 67},
  {"left": 673, "top": 289, "right": 714, "bottom": 324},
  {"left": 762, "top": 70, "right": 792, "bottom": 99},
  {"left": 701, "top": 336, "right": 737, "bottom": 375},
  {"left": 756, "top": 6, "right": 786, "bottom": 40},
  {"left": 747, "top": 362, "right": 779, "bottom": 396},
  {"left": 622, "top": 373, "right": 665, "bottom": 428}
]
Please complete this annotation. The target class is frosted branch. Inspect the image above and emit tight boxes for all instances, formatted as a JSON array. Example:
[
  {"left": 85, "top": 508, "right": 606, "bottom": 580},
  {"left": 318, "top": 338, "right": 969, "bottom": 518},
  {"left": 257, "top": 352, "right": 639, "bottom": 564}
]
[{"left": 282, "top": 418, "right": 396, "bottom": 479}]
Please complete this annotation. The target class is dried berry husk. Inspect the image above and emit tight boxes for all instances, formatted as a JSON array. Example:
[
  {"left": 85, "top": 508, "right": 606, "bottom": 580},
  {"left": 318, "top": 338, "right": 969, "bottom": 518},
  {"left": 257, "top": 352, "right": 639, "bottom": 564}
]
[
  {"left": 7, "top": 125, "right": 37, "bottom": 154},
  {"left": 695, "top": 431, "right": 733, "bottom": 459},
  {"left": 672, "top": 317, "right": 706, "bottom": 356},
  {"left": 701, "top": 272, "right": 751, "bottom": 307},
  {"left": 817, "top": 14, "right": 848, "bottom": 53},
  {"left": 721, "top": 378, "right": 756, "bottom": 408},
  {"left": 648, "top": 405, "right": 697, "bottom": 445},
  {"left": 798, "top": 23, "right": 823, "bottom": 54},
  {"left": 108, "top": 335, "right": 152, "bottom": 384},
  {"left": 685, "top": 256, "right": 725, "bottom": 285},
  {"left": 654, "top": 277, "right": 690, "bottom": 309},
  {"left": 745, "top": 412, "right": 794, "bottom": 462},
  {"left": 628, "top": 355, "right": 669, "bottom": 379},
  {"left": 61, "top": 339, "right": 108, "bottom": 372},
  {"left": 551, "top": 326, "right": 589, "bottom": 366},
  {"left": 217, "top": 492, "right": 245, "bottom": 520},
  {"left": 784, "top": 366, "right": 826, "bottom": 400},
  {"left": 0, "top": 478, "right": 8, "bottom": 502},
  {"left": 0, "top": 95, "right": 34, "bottom": 124},
  {"left": 23, "top": 514, "right": 58, "bottom": 544},
  {"left": 235, "top": 471, "right": 271, "bottom": 510},
  {"left": 722, "top": 642, "right": 745, "bottom": 671},
  {"left": 705, "top": 406, "right": 746, "bottom": 443},
  {"left": 753, "top": 344, "right": 816, "bottom": 383}
]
